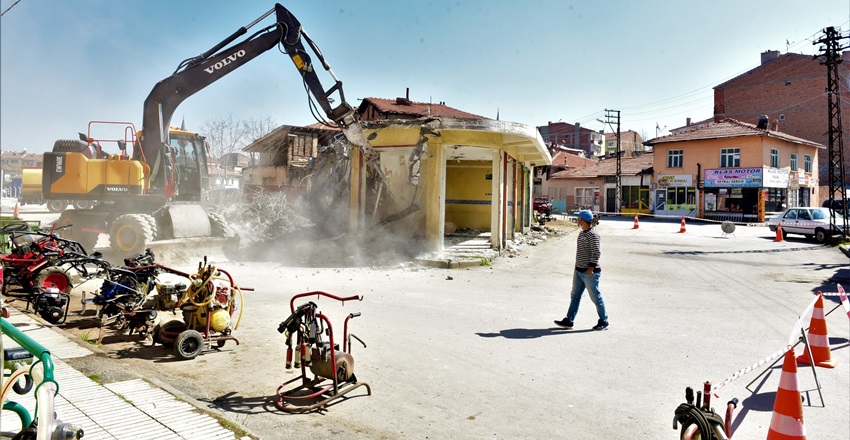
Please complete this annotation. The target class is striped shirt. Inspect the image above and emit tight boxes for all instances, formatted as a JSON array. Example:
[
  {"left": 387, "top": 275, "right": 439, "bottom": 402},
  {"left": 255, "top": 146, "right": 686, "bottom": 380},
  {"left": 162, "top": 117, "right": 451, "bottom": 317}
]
[{"left": 575, "top": 226, "right": 601, "bottom": 271}]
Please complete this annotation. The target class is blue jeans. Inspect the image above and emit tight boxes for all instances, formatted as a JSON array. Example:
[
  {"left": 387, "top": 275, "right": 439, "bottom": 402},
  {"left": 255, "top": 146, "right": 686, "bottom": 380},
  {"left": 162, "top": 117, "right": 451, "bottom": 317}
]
[{"left": 566, "top": 270, "right": 608, "bottom": 323}]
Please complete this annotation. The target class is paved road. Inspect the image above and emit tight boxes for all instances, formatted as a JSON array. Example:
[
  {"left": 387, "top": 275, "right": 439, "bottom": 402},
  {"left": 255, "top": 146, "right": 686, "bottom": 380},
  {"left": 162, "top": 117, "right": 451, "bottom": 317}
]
[{"left": 6, "top": 202, "right": 850, "bottom": 439}]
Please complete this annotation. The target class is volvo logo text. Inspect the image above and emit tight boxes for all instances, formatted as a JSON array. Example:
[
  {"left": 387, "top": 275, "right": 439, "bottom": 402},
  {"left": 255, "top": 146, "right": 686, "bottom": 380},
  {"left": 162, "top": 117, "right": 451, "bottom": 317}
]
[
  {"left": 204, "top": 50, "right": 246, "bottom": 74},
  {"left": 106, "top": 187, "right": 128, "bottom": 192},
  {"left": 55, "top": 156, "right": 63, "bottom": 173}
]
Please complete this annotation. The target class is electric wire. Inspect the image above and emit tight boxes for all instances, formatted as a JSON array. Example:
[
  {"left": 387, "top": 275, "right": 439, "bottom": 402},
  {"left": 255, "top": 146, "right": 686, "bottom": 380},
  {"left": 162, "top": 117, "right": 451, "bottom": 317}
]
[
  {"left": 567, "top": 25, "right": 849, "bottom": 132},
  {"left": 0, "top": 0, "right": 21, "bottom": 17}
]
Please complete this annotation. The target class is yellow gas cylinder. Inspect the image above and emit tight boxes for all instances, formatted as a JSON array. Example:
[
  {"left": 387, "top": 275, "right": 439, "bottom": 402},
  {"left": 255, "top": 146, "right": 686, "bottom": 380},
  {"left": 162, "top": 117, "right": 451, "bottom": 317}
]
[{"left": 209, "top": 308, "right": 231, "bottom": 332}]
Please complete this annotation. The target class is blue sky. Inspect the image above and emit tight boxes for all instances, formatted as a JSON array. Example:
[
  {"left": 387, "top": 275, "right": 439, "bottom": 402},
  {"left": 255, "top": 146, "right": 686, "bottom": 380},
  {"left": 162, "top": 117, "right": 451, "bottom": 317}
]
[{"left": 1, "top": 0, "right": 847, "bottom": 153}]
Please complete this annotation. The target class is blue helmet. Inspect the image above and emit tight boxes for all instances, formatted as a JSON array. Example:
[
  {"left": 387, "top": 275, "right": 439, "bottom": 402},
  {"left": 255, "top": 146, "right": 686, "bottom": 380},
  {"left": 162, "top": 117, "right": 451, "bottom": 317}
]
[{"left": 577, "top": 210, "right": 594, "bottom": 223}]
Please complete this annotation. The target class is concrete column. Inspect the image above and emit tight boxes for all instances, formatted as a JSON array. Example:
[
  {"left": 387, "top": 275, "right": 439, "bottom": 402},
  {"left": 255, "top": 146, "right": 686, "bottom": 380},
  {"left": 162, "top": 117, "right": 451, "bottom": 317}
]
[
  {"left": 424, "top": 138, "right": 445, "bottom": 251},
  {"left": 523, "top": 165, "right": 531, "bottom": 230},
  {"left": 490, "top": 150, "right": 503, "bottom": 251},
  {"left": 507, "top": 157, "right": 515, "bottom": 239},
  {"left": 349, "top": 147, "right": 363, "bottom": 231}
]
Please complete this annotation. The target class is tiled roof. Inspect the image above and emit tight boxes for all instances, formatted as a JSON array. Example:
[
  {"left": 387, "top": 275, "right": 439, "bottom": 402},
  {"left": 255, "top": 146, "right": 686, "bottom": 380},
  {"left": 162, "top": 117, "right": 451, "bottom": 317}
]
[
  {"left": 644, "top": 119, "right": 824, "bottom": 149},
  {"left": 551, "top": 153, "right": 653, "bottom": 179},
  {"left": 550, "top": 151, "right": 597, "bottom": 168},
  {"left": 361, "top": 97, "right": 488, "bottom": 119}
]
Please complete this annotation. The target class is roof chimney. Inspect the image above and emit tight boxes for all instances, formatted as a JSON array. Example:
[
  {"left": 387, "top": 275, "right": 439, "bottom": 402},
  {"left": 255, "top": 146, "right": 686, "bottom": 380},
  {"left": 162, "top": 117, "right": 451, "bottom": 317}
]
[
  {"left": 686, "top": 117, "right": 691, "bottom": 126},
  {"left": 756, "top": 115, "right": 769, "bottom": 129},
  {"left": 396, "top": 87, "right": 412, "bottom": 105},
  {"left": 760, "top": 50, "right": 780, "bottom": 65}
]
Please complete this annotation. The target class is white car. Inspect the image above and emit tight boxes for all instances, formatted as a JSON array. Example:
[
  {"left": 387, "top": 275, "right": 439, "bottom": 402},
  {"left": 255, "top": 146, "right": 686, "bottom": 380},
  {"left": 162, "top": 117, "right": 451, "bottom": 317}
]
[{"left": 767, "top": 207, "right": 846, "bottom": 243}]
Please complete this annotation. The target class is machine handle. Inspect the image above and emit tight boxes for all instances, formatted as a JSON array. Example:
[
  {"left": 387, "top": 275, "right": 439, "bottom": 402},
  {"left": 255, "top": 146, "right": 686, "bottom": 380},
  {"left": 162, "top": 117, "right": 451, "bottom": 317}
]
[
  {"left": 349, "top": 333, "right": 366, "bottom": 349},
  {"left": 349, "top": 312, "right": 361, "bottom": 318}
]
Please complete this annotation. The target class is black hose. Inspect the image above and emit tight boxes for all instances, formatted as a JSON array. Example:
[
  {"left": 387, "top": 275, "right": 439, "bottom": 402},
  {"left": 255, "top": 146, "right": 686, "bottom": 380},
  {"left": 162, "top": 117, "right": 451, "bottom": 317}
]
[{"left": 674, "top": 403, "right": 713, "bottom": 440}]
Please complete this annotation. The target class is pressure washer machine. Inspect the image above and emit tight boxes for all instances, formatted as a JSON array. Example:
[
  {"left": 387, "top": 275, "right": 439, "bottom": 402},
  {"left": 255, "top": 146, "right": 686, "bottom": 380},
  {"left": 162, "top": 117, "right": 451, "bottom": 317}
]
[{"left": 275, "top": 291, "right": 370, "bottom": 412}]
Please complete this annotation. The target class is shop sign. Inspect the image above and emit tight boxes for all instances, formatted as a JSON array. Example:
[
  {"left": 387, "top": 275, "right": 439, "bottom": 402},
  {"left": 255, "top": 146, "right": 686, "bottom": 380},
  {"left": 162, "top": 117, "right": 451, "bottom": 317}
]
[
  {"left": 704, "top": 168, "right": 762, "bottom": 188},
  {"left": 762, "top": 167, "right": 790, "bottom": 188},
  {"left": 657, "top": 174, "right": 693, "bottom": 187}
]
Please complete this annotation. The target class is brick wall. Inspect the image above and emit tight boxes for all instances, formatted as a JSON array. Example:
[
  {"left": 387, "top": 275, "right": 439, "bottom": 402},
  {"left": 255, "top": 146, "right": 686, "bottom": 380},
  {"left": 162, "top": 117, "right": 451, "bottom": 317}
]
[{"left": 714, "top": 52, "right": 850, "bottom": 200}]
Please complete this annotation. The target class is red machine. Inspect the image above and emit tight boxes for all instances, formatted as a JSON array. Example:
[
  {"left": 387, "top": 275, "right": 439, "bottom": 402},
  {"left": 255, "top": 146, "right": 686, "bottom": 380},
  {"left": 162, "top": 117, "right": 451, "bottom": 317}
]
[
  {"left": 276, "top": 291, "right": 370, "bottom": 412},
  {"left": 0, "top": 224, "right": 89, "bottom": 324}
]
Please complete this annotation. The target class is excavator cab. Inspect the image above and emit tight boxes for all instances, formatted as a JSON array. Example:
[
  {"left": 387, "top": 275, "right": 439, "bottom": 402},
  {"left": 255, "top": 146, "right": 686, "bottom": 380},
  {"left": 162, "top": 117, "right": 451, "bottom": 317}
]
[{"left": 167, "top": 128, "right": 209, "bottom": 201}]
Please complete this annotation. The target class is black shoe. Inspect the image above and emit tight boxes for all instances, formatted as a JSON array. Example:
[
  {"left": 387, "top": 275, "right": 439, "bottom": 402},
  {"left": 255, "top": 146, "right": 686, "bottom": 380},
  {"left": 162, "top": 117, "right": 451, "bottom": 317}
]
[
  {"left": 592, "top": 320, "right": 609, "bottom": 331},
  {"left": 554, "top": 318, "right": 574, "bottom": 329}
]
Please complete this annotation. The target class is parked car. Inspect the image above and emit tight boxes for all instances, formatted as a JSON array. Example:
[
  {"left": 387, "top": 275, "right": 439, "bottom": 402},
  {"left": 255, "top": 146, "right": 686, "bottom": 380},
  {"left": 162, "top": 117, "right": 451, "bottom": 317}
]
[
  {"left": 821, "top": 198, "right": 847, "bottom": 216},
  {"left": 767, "top": 207, "right": 845, "bottom": 243},
  {"left": 533, "top": 197, "right": 552, "bottom": 215}
]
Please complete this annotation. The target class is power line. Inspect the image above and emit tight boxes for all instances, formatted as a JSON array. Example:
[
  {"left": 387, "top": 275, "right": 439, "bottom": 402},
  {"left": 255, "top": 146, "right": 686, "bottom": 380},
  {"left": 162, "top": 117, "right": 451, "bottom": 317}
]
[{"left": 1, "top": 0, "right": 22, "bottom": 17}]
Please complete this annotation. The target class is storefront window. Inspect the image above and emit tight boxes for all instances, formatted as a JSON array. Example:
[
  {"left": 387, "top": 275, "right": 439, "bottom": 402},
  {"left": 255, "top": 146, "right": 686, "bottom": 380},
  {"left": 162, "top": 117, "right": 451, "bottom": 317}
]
[
  {"left": 622, "top": 186, "right": 648, "bottom": 209},
  {"left": 765, "top": 188, "right": 787, "bottom": 212},
  {"left": 666, "top": 187, "right": 696, "bottom": 210}
]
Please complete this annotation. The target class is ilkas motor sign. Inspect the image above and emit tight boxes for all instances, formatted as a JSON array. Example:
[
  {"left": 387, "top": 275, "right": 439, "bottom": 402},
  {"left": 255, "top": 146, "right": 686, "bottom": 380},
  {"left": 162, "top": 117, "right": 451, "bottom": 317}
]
[{"left": 204, "top": 50, "right": 246, "bottom": 74}]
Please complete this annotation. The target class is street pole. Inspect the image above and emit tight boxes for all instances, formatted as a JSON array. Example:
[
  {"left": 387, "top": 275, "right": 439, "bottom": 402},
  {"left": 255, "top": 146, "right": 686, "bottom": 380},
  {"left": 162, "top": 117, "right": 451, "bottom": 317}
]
[
  {"left": 815, "top": 26, "right": 849, "bottom": 238},
  {"left": 602, "top": 109, "right": 621, "bottom": 214}
]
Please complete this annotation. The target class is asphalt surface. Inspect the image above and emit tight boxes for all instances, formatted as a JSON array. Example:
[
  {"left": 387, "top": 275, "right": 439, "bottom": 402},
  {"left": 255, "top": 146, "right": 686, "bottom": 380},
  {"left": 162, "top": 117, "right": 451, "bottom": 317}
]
[{"left": 3, "top": 202, "right": 850, "bottom": 439}]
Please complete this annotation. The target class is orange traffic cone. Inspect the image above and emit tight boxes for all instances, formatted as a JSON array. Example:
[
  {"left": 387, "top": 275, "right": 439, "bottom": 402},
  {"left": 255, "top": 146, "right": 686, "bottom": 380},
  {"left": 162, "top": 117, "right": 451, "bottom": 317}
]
[
  {"left": 767, "top": 349, "right": 806, "bottom": 440},
  {"left": 13, "top": 201, "right": 20, "bottom": 218},
  {"left": 797, "top": 293, "right": 838, "bottom": 368},
  {"left": 632, "top": 214, "right": 639, "bottom": 229},
  {"left": 678, "top": 216, "right": 686, "bottom": 233},
  {"left": 774, "top": 224, "right": 785, "bottom": 242}
]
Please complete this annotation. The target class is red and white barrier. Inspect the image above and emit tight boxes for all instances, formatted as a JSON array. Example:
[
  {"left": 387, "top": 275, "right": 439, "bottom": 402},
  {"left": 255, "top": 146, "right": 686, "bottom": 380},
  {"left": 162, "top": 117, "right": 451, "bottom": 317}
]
[
  {"left": 710, "top": 289, "right": 837, "bottom": 396},
  {"left": 711, "top": 345, "right": 792, "bottom": 396},
  {"left": 838, "top": 284, "right": 850, "bottom": 319}
]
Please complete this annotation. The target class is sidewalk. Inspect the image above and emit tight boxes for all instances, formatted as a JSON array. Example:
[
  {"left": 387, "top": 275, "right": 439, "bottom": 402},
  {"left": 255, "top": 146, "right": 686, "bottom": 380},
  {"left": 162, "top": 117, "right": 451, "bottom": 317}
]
[{"left": 2, "top": 311, "right": 249, "bottom": 440}]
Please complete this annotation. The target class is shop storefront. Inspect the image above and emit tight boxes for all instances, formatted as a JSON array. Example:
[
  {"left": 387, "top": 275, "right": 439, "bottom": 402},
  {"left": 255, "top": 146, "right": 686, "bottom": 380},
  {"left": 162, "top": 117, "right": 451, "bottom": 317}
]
[
  {"left": 702, "top": 167, "right": 790, "bottom": 222},
  {"left": 654, "top": 174, "right": 696, "bottom": 219}
]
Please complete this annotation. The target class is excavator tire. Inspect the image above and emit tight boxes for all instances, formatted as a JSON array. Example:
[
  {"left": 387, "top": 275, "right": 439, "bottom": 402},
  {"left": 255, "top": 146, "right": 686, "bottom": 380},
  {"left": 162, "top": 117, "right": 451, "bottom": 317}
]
[
  {"left": 46, "top": 199, "right": 69, "bottom": 213},
  {"left": 109, "top": 214, "right": 154, "bottom": 257},
  {"left": 208, "top": 212, "right": 235, "bottom": 238},
  {"left": 140, "top": 214, "right": 158, "bottom": 240}
]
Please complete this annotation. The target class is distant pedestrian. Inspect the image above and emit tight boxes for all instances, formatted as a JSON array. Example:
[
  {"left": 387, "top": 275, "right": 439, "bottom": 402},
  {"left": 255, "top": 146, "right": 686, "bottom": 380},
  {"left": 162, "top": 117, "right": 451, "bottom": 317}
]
[{"left": 555, "top": 210, "right": 609, "bottom": 330}]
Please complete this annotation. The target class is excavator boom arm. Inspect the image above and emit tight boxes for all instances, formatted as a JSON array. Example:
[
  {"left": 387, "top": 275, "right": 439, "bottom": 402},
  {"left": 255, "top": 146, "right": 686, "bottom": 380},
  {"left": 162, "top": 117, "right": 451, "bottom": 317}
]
[{"left": 141, "top": 3, "right": 375, "bottom": 192}]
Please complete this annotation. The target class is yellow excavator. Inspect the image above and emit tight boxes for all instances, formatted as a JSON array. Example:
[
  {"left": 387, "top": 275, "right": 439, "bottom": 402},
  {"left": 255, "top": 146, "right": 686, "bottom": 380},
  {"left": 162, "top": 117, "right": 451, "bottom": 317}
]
[{"left": 42, "top": 3, "right": 378, "bottom": 257}]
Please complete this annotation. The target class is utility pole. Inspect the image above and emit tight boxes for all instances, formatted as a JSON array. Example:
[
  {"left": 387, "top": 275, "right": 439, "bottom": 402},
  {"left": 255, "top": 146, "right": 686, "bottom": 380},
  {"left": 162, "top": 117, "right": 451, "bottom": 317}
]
[
  {"left": 814, "top": 26, "right": 849, "bottom": 238},
  {"left": 603, "top": 109, "right": 621, "bottom": 214}
]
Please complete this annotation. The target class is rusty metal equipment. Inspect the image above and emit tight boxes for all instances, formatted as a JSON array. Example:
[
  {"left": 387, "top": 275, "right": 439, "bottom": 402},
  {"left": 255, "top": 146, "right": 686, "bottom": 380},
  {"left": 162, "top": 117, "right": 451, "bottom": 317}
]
[
  {"left": 275, "top": 291, "right": 370, "bottom": 412},
  {"left": 151, "top": 257, "right": 251, "bottom": 360}
]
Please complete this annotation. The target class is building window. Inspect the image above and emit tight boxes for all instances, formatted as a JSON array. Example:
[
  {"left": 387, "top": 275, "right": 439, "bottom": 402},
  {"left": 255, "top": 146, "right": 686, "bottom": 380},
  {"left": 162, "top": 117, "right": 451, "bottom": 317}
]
[
  {"left": 666, "top": 187, "right": 696, "bottom": 210},
  {"left": 804, "top": 155, "right": 812, "bottom": 172},
  {"left": 575, "top": 187, "right": 595, "bottom": 209},
  {"left": 667, "top": 150, "right": 683, "bottom": 168},
  {"left": 770, "top": 149, "right": 779, "bottom": 168},
  {"left": 622, "top": 186, "right": 648, "bottom": 210},
  {"left": 790, "top": 154, "right": 797, "bottom": 170},
  {"left": 720, "top": 148, "right": 740, "bottom": 168}
]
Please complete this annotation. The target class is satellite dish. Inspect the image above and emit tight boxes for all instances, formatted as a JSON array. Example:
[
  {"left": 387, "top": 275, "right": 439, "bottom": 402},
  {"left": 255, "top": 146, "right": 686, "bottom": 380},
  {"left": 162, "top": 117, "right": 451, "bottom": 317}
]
[{"left": 721, "top": 221, "right": 736, "bottom": 234}]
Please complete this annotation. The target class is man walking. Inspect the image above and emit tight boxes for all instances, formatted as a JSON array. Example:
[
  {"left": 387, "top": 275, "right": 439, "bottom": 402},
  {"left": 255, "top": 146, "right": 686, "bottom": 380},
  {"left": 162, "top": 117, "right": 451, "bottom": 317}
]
[{"left": 555, "top": 210, "right": 609, "bottom": 331}]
